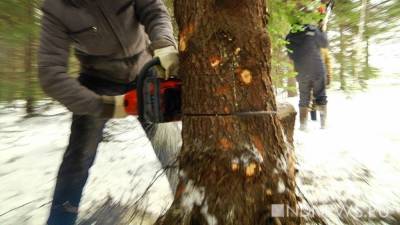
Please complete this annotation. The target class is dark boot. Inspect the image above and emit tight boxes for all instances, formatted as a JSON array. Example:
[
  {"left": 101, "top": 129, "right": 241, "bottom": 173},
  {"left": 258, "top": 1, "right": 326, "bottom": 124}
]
[
  {"left": 317, "top": 105, "right": 327, "bottom": 129},
  {"left": 299, "top": 107, "right": 309, "bottom": 131}
]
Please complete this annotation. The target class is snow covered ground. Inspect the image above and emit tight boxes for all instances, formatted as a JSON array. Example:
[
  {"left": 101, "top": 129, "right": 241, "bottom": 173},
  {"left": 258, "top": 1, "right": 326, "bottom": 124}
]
[
  {"left": 286, "top": 77, "right": 400, "bottom": 224},
  {"left": 1, "top": 77, "right": 399, "bottom": 225},
  {"left": 0, "top": 106, "right": 174, "bottom": 224}
]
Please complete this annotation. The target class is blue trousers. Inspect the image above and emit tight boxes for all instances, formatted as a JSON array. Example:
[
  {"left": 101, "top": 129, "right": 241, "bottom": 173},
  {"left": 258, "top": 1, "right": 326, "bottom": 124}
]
[{"left": 46, "top": 74, "right": 157, "bottom": 225}]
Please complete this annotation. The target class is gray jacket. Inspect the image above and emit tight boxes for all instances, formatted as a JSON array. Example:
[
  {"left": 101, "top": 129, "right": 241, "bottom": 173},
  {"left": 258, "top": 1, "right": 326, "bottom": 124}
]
[{"left": 38, "top": 0, "right": 175, "bottom": 116}]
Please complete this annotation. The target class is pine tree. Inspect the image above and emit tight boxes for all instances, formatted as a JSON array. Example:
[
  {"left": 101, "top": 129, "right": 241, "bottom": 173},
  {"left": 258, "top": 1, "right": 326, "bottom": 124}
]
[
  {"left": 157, "top": 1, "right": 301, "bottom": 224},
  {"left": 0, "top": 0, "right": 42, "bottom": 113}
]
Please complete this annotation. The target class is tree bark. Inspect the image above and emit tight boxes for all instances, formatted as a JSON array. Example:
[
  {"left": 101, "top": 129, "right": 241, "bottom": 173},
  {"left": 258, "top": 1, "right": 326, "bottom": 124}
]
[
  {"left": 287, "top": 77, "right": 297, "bottom": 97},
  {"left": 24, "top": 39, "right": 34, "bottom": 115},
  {"left": 362, "top": 0, "right": 370, "bottom": 87},
  {"left": 339, "top": 25, "right": 346, "bottom": 91},
  {"left": 158, "top": 1, "right": 302, "bottom": 225},
  {"left": 24, "top": 0, "right": 35, "bottom": 115},
  {"left": 355, "top": 0, "right": 367, "bottom": 88}
]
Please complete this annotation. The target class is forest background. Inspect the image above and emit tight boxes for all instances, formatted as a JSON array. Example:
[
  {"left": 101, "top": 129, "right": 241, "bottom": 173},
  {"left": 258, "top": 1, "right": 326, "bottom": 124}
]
[{"left": 0, "top": 0, "right": 399, "bottom": 114}]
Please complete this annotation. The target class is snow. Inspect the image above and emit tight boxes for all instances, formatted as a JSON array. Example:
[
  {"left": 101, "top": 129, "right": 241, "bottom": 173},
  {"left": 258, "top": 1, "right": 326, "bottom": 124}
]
[
  {"left": 180, "top": 180, "right": 205, "bottom": 212},
  {"left": 277, "top": 179, "right": 286, "bottom": 194},
  {"left": 200, "top": 202, "right": 218, "bottom": 225},
  {"left": 284, "top": 77, "right": 400, "bottom": 223},
  {"left": 1, "top": 77, "right": 400, "bottom": 224},
  {"left": 0, "top": 109, "right": 173, "bottom": 225}
]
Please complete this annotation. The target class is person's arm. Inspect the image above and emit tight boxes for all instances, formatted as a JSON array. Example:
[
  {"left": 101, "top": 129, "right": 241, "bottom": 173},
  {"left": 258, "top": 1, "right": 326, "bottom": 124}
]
[
  {"left": 316, "top": 30, "right": 332, "bottom": 85},
  {"left": 135, "top": 0, "right": 179, "bottom": 79},
  {"left": 38, "top": 11, "right": 123, "bottom": 117},
  {"left": 38, "top": 11, "right": 103, "bottom": 116},
  {"left": 320, "top": 48, "right": 332, "bottom": 86},
  {"left": 316, "top": 30, "right": 329, "bottom": 49},
  {"left": 285, "top": 34, "right": 295, "bottom": 61},
  {"left": 135, "top": 0, "right": 176, "bottom": 48}
]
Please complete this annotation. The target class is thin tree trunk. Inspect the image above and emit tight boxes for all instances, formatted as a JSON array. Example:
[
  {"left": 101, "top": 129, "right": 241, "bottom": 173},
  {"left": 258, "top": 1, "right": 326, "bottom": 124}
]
[
  {"left": 351, "top": 50, "right": 356, "bottom": 88},
  {"left": 24, "top": 38, "right": 34, "bottom": 114},
  {"left": 287, "top": 77, "right": 297, "bottom": 97},
  {"left": 365, "top": 37, "right": 369, "bottom": 72},
  {"left": 362, "top": 0, "right": 370, "bottom": 88},
  {"left": 24, "top": 0, "right": 35, "bottom": 115},
  {"left": 158, "top": 1, "right": 301, "bottom": 225},
  {"left": 355, "top": 0, "right": 367, "bottom": 88},
  {"left": 339, "top": 25, "right": 346, "bottom": 91}
]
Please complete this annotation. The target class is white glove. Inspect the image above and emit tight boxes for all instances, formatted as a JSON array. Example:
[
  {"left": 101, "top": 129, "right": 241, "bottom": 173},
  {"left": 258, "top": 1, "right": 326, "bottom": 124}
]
[{"left": 153, "top": 46, "right": 179, "bottom": 79}]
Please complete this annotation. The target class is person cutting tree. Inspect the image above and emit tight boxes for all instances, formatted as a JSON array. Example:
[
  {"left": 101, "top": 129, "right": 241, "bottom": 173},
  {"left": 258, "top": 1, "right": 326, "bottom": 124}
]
[
  {"left": 38, "top": 0, "right": 179, "bottom": 224},
  {"left": 286, "top": 0, "right": 333, "bottom": 130}
]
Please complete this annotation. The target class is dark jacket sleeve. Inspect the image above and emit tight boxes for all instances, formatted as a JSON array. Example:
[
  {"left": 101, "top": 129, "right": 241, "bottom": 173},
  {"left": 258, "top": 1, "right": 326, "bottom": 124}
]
[
  {"left": 285, "top": 34, "right": 295, "bottom": 60},
  {"left": 38, "top": 11, "right": 103, "bottom": 116},
  {"left": 316, "top": 30, "right": 329, "bottom": 49},
  {"left": 135, "top": 0, "right": 176, "bottom": 48}
]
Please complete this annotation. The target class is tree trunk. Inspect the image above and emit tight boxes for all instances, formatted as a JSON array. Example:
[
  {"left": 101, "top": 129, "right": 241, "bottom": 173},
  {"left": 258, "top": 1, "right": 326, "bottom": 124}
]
[
  {"left": 287, "top": 77, "right": 297, "bottom": 97},
  {"left": 24, "top": 0, "right": 35, "bottom": 115},
  {"left": 362, "top": 0, "right": 370, "bottom": 88},
  {"left": 339, "top": 25, "right": 346, "bottom": 91},
  {"left": 24, "top": 39, "right": 34, "bottom": 115},
  {"left": 158, "top": 1, "right": 302, "bottom": 225},
  {"left": 355, "top": 0, "right": 367, "bottom": 88}
]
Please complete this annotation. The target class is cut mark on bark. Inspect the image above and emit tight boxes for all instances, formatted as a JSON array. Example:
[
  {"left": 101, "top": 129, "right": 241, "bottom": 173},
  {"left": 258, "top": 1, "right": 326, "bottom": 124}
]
[
  {"left": 231, "top": 158, "right": 240, "bottom": 172},
  {"left": 231, "top": 163, "right": 239, "bottom": 172},
  {"left": 179, "top": 23, "right": 195, "bottom": 52},
  {"left": 223, "top": 106, "right": 230, "bottom": 113},
  {"left": 215, "top": 85, "right": 229, "bottom": 96},
  {"left": 219, "top": 138, "right": 232, "bottom": 151},
  {"left": 184, "top": 111, "right": 277, "bottom": 117},
  {"left": 245, "top": 162, "right": 258, "bottom": 177},
  {"left": 250, "top": 135, "right": 266, "bottom": 159},
  {"left": 209, "top": 55, "right": 222, "bottom": 68},
  {"left": 234, "top": 48, "right": 241, "bottom": 55},
  {"left": 237, "top": 69, "right": 252, "bottom": 85}
]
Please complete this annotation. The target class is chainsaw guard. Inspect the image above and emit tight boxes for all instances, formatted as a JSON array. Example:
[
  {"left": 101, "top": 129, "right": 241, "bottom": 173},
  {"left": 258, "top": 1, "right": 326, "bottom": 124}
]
[{"left": 136, "top": 58, "right": 182, "bottom": 123}]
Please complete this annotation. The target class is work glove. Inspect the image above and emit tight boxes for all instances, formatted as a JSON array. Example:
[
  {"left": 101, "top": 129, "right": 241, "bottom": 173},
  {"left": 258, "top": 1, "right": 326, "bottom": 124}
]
[
  {"left": 320, "top": 48, "right": 332, "bottom": 88},
  {"left": 99, "top": 95, "right": 128, "bottom": 118},
  {"left": 153, "top": 46, "right": 179, "bottom": 80},
  {"left": 326, "top": 73, "right": 331, "bottom": 87}
]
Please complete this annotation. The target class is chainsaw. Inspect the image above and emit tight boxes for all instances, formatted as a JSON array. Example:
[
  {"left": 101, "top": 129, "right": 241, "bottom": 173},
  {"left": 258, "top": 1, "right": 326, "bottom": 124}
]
[{"left": 124, "top": 57, "right": 182, "bottom": 123}]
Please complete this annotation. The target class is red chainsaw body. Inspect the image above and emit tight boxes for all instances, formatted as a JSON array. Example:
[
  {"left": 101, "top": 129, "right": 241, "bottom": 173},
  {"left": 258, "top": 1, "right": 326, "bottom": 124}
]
[{"left": 124, "top": 79, "right": 182, "bottom": 120}]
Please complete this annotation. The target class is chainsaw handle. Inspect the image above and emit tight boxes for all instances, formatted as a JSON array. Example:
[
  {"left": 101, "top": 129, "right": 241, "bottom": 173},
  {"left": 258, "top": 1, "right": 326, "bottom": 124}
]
[
  {"left": 138, "top": 57, "right": 161, "bottom": 79},
  {"left": 137, "top": 57, "right": 161, "bottom": 123}
]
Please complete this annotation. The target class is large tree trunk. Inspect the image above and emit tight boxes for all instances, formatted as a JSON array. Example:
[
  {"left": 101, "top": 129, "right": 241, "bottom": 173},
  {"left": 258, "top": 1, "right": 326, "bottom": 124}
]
[{"left": 158, "top": 1, "right": 301, "bottom": 225}]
